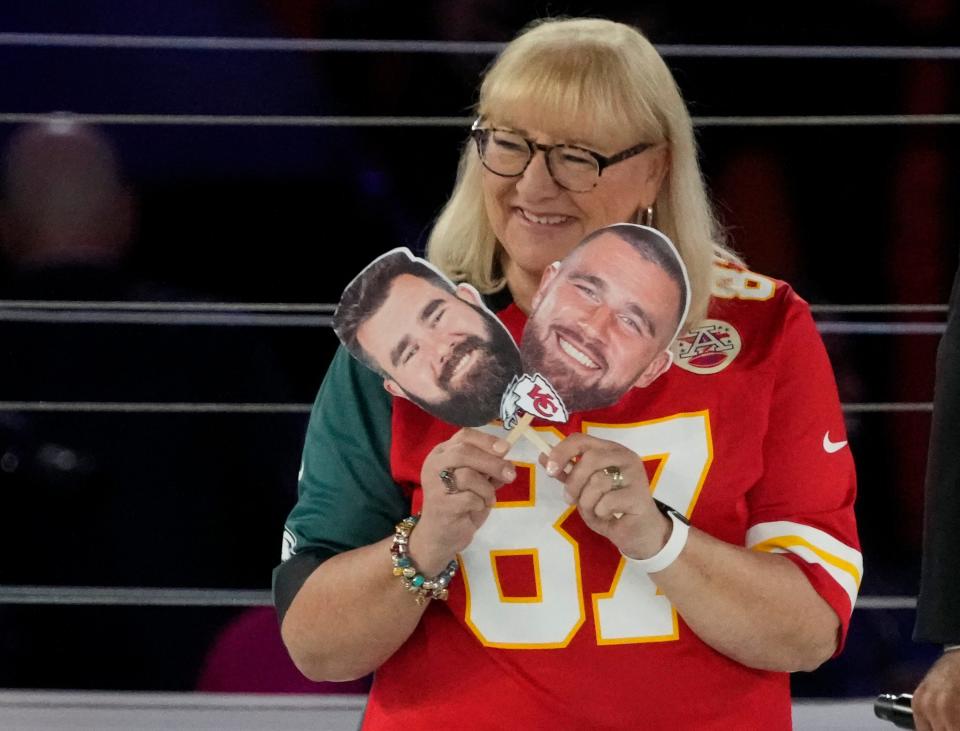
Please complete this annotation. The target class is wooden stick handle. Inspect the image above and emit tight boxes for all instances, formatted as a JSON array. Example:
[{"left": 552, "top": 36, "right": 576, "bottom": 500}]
[
  {"left": 505, "top": 412, "right": 534, "bottom": 445},
  {"left": 519, "top": 425, "right": 552, "bottom": 456},
  {"left": 504, "top": 412, "right": 553, "bottom": 456}
]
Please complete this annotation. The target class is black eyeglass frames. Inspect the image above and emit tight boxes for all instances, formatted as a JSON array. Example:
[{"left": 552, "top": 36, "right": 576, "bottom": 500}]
[{"left": 470, "top": 119, "right": 653, "bottom": 192}]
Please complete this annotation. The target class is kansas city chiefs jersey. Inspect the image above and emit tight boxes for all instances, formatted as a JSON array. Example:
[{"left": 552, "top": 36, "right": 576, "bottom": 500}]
[{"left": 278, "top": 263, "right": 861, "bottom": 731}]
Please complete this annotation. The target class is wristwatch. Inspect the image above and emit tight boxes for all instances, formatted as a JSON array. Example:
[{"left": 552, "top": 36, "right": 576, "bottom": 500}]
[
  {"left": 622, "top": 499, "right": 692, "bottom": 573},
  {"left": 654, "top": 498, "right": 690, "bottom": 525}
]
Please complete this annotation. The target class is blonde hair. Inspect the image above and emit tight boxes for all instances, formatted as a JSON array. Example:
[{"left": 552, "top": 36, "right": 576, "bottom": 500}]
[{"left": 427, "top": 17, "right": 740, "bottom": 328}]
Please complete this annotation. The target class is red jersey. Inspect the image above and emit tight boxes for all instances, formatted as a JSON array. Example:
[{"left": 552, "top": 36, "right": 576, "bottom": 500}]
[{"left": 362, "top": 266, "right": 861, "bottom": 730}]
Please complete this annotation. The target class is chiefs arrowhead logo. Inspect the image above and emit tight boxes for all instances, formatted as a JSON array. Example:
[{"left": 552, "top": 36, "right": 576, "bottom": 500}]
[{"left": 671, "top": 319, "right": 742, "bottom": 375}]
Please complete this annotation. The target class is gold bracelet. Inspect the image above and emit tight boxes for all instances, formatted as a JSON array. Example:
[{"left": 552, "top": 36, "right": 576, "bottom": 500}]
[{"left": 391, "top": 515, "right": 458, "bottom": 606}]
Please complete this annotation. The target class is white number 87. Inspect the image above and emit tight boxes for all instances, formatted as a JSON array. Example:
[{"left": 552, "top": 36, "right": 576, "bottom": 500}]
[{"left": 459, "top": 412, "right": 713, "bottom": 649}]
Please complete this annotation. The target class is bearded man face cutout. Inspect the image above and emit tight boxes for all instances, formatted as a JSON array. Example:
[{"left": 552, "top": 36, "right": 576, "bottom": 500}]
[{"left": 334, "top": 248, "right": 522, "bottom": 427}]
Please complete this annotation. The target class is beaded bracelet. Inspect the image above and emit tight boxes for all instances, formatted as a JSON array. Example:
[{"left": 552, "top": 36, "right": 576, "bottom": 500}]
[{"left": 391, "top": 515, "right": 458, "bottom": 606}]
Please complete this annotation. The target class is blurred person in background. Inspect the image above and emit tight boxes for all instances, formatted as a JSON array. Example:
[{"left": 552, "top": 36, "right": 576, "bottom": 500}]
[
  {"left": 0, "top": 118, "right": 302, "bottom": 690},
  {"left": 0, "top": 116, "right": 138, "bottom": 299},
  {"left": 0, "top": 117, "right": 153, "bottom": 590}
]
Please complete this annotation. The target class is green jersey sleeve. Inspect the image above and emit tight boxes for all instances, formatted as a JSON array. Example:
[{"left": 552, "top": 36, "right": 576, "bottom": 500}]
[{"left": 272, "top": 345, "right": 410, "bottom": 620}]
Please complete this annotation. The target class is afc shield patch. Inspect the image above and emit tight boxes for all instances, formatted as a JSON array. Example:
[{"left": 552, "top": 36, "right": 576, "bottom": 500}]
[{"left": 672, "top": 319, "right": 742, "bottom": 375}]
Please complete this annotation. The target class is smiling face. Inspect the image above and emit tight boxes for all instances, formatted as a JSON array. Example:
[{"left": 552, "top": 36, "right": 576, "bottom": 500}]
[
  {"left": 479, "top": 115, "right": 668, "bottom": 307},
  {"left": 520, "top": 231, "right": 682, "bottom": 412},
  {"left": 355, "top": 273, "right": 520, "bottom": 426}
]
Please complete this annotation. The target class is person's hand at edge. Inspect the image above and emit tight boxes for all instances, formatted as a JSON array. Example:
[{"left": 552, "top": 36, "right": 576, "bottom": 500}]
[{"left": 914, "top": 648, "right": 960, "bottom": 731}]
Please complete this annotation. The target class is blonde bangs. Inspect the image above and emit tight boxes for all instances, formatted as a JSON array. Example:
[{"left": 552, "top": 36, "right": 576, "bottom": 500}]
[{"left": 479, "top": 31, "right": 662, "bottom": 150}]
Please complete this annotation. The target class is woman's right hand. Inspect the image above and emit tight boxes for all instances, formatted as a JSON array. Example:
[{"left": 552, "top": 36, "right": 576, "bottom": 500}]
[{"left": 409, "top": 429, "right": 516, "bottom": 575}]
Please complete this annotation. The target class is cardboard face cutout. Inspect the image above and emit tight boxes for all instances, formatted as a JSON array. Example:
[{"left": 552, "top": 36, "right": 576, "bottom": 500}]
[
  {"left": 335, "top": 227, "right": 688, "bottom": 436},
  {"left": 333, "top": 247, "right": 523, "bottom": 427},
  {"left": 515, "top": 223, "right": 690, "bottom": 416}
]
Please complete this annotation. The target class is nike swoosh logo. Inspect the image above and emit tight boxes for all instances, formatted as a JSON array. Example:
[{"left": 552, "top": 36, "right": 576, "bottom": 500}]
[{"left": 823, "top": 432, "right": 848, "bottom": 454}]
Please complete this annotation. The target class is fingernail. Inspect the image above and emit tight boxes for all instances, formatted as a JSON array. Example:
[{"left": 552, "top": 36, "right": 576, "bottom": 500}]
[
  {"left": 546, "top": 461, "right": 560, "bottom": 476},
  {"left": 503, "top": 467, "right": 516, "bottom": 482},
  {"left": 492, "top": 440, "right": 510, "bottom": 454}
]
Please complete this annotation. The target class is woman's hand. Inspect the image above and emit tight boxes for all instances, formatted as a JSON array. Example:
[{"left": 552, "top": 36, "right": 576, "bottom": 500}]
[
  {"left": 540, "top": 433, "right": 672, "bottom": 560},
  {"left": 411, "top": 429, "right": 516, "bottom": 574}
]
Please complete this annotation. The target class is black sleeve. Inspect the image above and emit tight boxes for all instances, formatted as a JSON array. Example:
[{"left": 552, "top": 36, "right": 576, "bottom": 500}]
[
  {"left": 273, "top": 548, "right": 335, "bottom": 624},
  {"left": 915, "top": 258, "right": 960, "bottom": 643}
]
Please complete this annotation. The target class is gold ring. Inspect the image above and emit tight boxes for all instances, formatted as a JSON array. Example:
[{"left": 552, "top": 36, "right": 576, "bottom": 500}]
[{"left": 603, "top": 465, "right": 626, "bottom": 490}]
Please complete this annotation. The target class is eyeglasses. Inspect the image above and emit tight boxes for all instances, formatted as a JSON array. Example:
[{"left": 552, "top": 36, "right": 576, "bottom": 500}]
[{"left": 470, "top": 118, "right": 653, "bottom": 193}]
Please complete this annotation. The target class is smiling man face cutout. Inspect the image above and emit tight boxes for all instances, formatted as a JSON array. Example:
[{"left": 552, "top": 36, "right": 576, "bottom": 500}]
[
  {"left": 520, "top": 224, "right": 689, "bottom": 414},
  {"left": 334, "top": 248, "right": 522, "bottom": 427}
]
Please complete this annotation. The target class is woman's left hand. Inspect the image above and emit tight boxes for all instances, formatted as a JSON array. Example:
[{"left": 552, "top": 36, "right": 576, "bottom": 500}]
[
  {"left": 540, "top": 433, "right": 673, "bottom": 560},
  {"left": 540, "top": 432, "right": 840, "bottom": 672}
]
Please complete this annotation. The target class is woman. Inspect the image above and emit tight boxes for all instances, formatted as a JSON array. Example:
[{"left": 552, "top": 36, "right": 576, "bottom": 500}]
[{"left": 275, "top": 18, "right": 861, "bottom": 730}]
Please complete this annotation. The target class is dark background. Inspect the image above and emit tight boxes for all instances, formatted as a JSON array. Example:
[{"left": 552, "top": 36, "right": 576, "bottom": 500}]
[{"left": 0, "top": 0, "right": 957, "bottom": 699}]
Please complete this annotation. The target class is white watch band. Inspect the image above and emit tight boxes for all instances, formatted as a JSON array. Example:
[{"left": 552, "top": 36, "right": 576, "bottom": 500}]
[{"left": 622, "top": 511, "right": 690, "bottom": 573}]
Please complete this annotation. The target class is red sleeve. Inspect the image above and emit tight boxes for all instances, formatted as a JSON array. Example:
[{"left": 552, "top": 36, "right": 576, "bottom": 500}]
[{"left": 744, "top": 288, "right": 862, "bottom": 652}]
